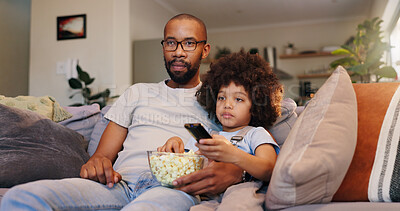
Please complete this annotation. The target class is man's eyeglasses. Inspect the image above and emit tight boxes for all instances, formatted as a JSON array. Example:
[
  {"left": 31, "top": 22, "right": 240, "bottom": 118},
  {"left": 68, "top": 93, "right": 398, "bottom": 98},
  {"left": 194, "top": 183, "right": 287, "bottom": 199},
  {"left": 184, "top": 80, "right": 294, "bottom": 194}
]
[{"left": 161, "top": 39, "right": 206, "bottom": 51}]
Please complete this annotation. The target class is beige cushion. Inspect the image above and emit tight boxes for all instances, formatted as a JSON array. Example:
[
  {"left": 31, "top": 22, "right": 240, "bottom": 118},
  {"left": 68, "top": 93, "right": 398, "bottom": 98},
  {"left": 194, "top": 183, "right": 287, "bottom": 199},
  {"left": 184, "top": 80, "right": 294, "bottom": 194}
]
[
  {"left": 0, "top": 95, "right": 72, "bottom": 122},
  {"left": 265, "top": 66, "right": 358, "bottom": 210}
]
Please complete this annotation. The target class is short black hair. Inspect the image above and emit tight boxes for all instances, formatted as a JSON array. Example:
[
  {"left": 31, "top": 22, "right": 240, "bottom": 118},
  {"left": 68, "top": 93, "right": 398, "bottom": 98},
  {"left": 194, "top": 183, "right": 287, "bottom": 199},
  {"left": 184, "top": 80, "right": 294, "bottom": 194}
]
[
  {"left": 197, "top": 50, "right": 283, "bottom": 129},
  {"left": 165, "top": 13, "right": 207, "bottom": 40}
]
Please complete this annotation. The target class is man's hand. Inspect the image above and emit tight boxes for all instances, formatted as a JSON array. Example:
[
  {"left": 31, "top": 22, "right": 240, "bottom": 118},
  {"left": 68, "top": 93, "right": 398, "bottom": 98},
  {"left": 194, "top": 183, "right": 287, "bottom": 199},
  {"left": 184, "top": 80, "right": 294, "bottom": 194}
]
[
  {"left": 80, "top": 154, "right": 122, "bottom": 188},
  {"left": 173, "top": 160, "right": 242, "bottom": 195},
  {"left": 80, "top": 121, "right": 126, "bottom": 188},
  {"left": 157, "top": 136, "right": 185, "bottom": 153}
]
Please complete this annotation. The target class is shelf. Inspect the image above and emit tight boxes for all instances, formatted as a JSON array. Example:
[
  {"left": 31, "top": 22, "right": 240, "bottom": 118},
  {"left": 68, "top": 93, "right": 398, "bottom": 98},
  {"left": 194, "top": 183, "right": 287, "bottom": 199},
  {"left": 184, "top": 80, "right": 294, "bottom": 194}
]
[
  {"left": 297, "top": 73, "right": 332, "bottom": 79},
  {"left": 279, "top": 52, "right": 334, "bottom": 59}
]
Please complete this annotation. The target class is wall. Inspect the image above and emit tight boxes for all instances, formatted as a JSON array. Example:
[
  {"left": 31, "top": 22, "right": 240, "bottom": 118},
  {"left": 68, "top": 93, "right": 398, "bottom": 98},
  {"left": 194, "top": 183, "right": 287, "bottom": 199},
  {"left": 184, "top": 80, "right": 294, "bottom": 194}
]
[
  {"left": 29, "top": 0, "right": 130, "bottom": 106},
  {"left": 370, "top": 0, "right": 389, "bottom": 19},
  {"left": 132, "top": 17, "right": 365, "bottom": 100},
  {"left": 206, "top": 18, "right": 365, "bottom": 99},
  {"left": 0, "top": 0, "right": 30, "bottom": 96},
  {"left": 130, "top": 0, "right": 175, "bottom": 83},
  {"left": 130, "top": 0, "right": 174, "bottom": 41}
]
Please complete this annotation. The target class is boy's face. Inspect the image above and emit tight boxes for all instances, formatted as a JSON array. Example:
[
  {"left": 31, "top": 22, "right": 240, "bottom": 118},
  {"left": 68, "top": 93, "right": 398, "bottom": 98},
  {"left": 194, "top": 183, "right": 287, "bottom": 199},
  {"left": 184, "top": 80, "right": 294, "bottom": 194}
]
[{"left": 216, "top": 82, "right": 252, "bottom": 132}]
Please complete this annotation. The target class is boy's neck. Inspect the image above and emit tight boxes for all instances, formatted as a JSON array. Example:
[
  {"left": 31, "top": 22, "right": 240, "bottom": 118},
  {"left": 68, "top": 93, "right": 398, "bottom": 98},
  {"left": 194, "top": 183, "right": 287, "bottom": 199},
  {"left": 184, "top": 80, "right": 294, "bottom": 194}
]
[{"left": 222, "top": 125, "right": 249, "bottom": 132}]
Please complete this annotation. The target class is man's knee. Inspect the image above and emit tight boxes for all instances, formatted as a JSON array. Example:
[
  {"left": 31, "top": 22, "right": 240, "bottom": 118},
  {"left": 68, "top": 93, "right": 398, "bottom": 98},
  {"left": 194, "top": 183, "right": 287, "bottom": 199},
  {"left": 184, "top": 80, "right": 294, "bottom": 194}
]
[{"left": 1, "top": 183, "right": 52, "bottom": 211}]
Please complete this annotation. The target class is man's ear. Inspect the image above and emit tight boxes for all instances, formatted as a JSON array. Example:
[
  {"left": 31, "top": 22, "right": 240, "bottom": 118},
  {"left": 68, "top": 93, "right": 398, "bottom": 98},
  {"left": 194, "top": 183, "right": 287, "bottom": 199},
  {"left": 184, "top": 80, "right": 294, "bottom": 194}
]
[{"left": 201, "top": 43, "right": 211, "bottom": 60}]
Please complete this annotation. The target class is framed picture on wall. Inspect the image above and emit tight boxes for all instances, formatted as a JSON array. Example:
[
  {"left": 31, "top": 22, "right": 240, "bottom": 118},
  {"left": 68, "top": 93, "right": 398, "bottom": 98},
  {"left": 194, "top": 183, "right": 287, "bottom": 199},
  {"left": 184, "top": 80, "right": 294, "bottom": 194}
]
[{"left": 57, "top": 14, "right": 86, "bottom": 40}]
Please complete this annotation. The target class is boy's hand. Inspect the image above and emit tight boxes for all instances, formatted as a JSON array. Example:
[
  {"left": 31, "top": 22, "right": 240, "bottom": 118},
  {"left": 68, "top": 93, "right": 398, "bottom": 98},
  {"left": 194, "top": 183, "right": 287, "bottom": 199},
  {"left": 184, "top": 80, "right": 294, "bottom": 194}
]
[
  {"left": 157, "top": 136, "right": 185, "bottom": 153},
  {"left": 80, "top": 154, "right": 122, "bottom": 188},
  {"left": 196, "top": 134, "right": 240, "bottom": 163}
]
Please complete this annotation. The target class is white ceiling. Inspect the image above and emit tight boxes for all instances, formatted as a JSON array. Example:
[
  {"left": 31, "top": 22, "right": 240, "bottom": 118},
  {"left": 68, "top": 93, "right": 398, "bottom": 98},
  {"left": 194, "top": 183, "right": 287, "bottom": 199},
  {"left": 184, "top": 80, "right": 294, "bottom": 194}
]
[{"left": 154, "top": 0, "right": 374, "bottom": 32}]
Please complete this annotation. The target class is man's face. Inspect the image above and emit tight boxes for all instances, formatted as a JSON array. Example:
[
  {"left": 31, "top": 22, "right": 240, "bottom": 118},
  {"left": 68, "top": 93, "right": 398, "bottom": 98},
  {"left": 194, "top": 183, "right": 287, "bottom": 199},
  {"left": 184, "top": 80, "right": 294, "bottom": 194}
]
[{"left": 163, "top": 19, "right": 210, "bottom": 87}]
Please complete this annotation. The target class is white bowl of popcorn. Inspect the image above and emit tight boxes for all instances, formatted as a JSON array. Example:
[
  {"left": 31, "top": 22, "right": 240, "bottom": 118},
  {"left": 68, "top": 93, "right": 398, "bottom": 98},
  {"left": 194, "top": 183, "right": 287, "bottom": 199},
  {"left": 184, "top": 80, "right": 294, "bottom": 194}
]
[{"left": 147, "top": 150, "right": 206, "bottom": 187}]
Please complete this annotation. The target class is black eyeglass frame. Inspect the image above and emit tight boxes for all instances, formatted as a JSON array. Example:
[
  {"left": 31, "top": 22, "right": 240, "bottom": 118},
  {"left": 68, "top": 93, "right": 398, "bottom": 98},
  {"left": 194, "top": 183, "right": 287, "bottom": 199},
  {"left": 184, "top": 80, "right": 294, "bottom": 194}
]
[{"left": 161, "top": 39, "right": 207, "bottom": 52}]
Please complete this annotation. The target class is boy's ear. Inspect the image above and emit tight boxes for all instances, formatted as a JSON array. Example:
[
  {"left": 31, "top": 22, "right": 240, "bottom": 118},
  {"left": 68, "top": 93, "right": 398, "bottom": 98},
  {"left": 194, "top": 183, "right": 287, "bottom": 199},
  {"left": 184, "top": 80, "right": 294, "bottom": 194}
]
[{"left": 201, "top": 43, "right": 211, "bottom": 60}]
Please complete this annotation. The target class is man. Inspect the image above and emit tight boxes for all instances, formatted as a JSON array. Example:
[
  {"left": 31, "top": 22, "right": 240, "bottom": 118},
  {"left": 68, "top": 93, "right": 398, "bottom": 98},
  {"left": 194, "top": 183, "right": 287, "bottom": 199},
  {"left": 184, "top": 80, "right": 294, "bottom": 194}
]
[{"left": 1, "top": 14, "right": 243, "bottom": 211}]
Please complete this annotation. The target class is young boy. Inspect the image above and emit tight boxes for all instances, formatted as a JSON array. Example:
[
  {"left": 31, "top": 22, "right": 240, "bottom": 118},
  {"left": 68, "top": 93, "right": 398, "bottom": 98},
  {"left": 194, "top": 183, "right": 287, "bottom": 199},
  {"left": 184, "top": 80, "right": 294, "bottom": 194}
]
[{"left": 158, "top": 50, "right": 283, "bottom": 210}]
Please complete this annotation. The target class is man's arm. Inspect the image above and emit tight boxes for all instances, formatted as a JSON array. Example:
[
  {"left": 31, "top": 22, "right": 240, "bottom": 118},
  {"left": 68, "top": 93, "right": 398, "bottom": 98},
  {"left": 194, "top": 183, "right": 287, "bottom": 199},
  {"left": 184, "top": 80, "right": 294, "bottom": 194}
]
[
  {"left": 80, "top": 121, "right": 127, "bottom": 188},
  {"left": 173, "top": 161, "right": 242, "bottom": 195}
]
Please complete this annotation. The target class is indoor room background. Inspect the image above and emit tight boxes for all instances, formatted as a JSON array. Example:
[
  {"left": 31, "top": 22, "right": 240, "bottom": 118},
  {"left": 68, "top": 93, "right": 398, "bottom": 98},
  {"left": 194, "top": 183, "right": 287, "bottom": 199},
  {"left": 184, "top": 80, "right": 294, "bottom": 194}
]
[{"left": 1, "top": 0, "right": 399, "bottom": 106}]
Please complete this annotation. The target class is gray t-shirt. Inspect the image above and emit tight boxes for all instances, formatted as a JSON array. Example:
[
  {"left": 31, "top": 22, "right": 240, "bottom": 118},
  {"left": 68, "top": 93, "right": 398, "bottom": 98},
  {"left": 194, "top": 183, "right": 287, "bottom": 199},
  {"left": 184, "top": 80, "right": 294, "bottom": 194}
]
[
  {"left": 185, "top": 127, "right": 280, "bottom": 155},
  {"left": 105, "top": 80, "right": 220, "bottom": 183}
]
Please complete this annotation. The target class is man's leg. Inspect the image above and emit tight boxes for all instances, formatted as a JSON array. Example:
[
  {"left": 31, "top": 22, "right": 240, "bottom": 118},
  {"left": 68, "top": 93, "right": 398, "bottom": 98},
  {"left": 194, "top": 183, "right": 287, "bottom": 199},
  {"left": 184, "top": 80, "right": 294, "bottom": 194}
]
[
  {"left": 1, "top": 178, "right": 131, "bottom": 211},
  {"left": 121, "top": 186, "right": 199, "bottom": 211}
]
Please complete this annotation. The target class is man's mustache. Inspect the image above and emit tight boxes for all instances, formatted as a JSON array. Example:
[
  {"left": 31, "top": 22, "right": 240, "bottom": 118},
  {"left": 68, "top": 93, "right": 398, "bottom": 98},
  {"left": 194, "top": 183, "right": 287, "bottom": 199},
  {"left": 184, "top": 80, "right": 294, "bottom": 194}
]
[{"left": 168, "top": 59, "right": 189, "bottom": 67}]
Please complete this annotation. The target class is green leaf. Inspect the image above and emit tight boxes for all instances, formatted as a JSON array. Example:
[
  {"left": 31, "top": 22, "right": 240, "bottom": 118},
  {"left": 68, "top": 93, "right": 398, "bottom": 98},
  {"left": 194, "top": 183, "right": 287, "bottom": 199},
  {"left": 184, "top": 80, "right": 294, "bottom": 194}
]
[
  {"left": 329, "top": 57, "right": 358, "bottom": 68},
  {"left": 82, "top": 87, "right": 91, "bottom": 99},
  {"left": 331, "top": 48, "right": 351, "bottom": 55},
  {"left": 69, "top": 103, "right": 84, "bottom": 107},
  {"left": 366, "top": 42, "right": 388, "bottom": 62},
  {"left": 77, "top": 65, "right": 93, "bottom": 84},
  {"left": 85, "top": 78, "right": 95, "bottom": 86},
  {"left": 77, "top": 64, "right": 83, "bottom": 74},
  {"left": 340, "top": 45, "right": 357, "bottom": 55},
  {"left": 68, "top": 78, "right": 82, "bottom": 89},
  {"left": 88, "top": 89, "right": 110, "bottom": 100},
  {"left": 91, "top": 101, "right": 106, "bottom": 109},
  {"left": 375, "top": 66, "right": 397, "bottom": 78},
  {"left": 349, "top": 64, "right": 368, "bottom": 75}
]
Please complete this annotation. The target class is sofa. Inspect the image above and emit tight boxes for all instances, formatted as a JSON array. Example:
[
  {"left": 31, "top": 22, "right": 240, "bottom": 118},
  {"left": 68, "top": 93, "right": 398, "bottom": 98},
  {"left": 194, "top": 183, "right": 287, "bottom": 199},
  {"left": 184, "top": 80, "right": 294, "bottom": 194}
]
[{"left": 0, "top": 66, "right": 399, "bottom": 210}]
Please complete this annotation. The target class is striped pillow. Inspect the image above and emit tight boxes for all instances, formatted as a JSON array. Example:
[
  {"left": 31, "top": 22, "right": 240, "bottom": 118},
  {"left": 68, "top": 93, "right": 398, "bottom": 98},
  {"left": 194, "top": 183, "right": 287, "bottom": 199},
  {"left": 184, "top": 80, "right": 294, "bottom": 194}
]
[{"left": 333, "top": 82, "right": 400, "bottom": 202}]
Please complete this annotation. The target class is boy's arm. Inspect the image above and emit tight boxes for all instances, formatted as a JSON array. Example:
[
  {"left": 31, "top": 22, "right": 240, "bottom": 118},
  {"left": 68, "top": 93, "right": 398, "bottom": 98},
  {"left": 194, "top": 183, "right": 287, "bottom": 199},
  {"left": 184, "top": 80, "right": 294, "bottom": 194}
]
[
  {"left": 80, "top": 121, "right": 127, "bottom": 188},
  {"left": 196, "top": 134, "right": 277, "bottom": 182},
  {"left": 234, "top": 144, "right": 277, "bottom": 182}
]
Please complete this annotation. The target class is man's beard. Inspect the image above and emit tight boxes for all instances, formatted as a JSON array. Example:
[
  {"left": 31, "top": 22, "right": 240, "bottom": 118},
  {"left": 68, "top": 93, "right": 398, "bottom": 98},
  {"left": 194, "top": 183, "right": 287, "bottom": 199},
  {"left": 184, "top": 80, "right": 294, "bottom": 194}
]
[{"left": 164, "top": 58, "right": 201, "bottom": 84}]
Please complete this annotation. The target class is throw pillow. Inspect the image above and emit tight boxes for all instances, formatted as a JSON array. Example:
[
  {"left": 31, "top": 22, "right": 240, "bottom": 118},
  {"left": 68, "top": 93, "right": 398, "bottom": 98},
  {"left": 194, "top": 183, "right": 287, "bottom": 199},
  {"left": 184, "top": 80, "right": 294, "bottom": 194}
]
[
  {"left": 0, "top": 95, "right": 72, "bottom": 122},
  {"left": 268, "top": 98, "right": 298, "bottom": 147},
  {"left": 332, "top": 82, "right": 400, "bottom": 202},
  {"left": 0, "top": 104, "right": 89, "bottom": 188},
  {"left": 60, "top": 104, "right": 102, "bottom": 141},
  {"left": 88, "top": 106, "right": 111, "bottom": 156},
  {"left": 265, "top": 66, "right": 358, "bottom": 210}
]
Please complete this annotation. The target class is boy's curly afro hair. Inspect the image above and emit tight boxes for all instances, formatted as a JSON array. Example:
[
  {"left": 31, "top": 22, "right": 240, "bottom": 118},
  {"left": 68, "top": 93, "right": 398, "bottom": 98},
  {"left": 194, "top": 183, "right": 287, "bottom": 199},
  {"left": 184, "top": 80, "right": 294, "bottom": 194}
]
[{"left": 197, "top": 50, "right": 283, "bottom": 129}]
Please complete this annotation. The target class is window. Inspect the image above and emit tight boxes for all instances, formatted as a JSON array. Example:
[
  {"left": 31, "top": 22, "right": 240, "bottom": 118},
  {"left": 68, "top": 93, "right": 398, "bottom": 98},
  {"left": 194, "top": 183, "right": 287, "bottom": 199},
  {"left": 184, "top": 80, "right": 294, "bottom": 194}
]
[{"left": 390, "top": 16, "right": 400, "bottom": 80}]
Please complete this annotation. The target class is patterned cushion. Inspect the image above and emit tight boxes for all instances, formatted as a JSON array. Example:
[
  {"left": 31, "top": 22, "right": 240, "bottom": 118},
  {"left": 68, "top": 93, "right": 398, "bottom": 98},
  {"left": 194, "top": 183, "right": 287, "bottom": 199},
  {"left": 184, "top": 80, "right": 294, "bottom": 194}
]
[
  {"left": 0, "top": 95, "right": 72, "bottom": 122},
  {"left": 265, "top": 66, "right": 358, "bottom": 209},
  {"left": 333, "top": 82, "right": 400, "bottom": 202}
]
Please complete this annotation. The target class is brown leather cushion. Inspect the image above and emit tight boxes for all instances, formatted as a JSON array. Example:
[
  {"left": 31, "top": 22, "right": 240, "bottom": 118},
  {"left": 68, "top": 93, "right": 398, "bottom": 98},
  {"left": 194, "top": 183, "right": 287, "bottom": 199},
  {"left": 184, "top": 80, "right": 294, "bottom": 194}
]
[{"left": 332, "top": 82, "right": 400, "bottom": 201}]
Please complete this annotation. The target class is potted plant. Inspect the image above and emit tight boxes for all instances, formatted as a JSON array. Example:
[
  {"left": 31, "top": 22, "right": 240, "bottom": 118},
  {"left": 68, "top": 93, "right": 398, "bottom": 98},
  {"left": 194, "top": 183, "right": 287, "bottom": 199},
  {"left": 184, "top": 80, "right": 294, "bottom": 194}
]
[
  {"left": 68, "top": 64, "right": 116, "bottom": 108},
  {"left": 285, "top": 42, "right": 295, "bottom": 55},
  {"left": 330, "top": 17, "right": 397, "bottom": 82},
  {"left": 214, "top": 47, "right": 231, "bottom": 59}
]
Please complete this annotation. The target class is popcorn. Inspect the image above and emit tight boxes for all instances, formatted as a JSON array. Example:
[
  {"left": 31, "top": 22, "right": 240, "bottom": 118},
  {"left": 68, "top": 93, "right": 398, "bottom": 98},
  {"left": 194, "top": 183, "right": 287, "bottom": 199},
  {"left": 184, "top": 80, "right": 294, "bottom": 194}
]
[{"left": 148, "top": 150, "right": 204, "bottom": 187}]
